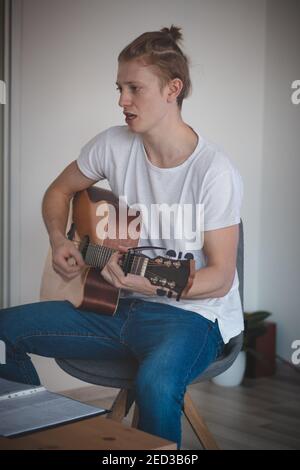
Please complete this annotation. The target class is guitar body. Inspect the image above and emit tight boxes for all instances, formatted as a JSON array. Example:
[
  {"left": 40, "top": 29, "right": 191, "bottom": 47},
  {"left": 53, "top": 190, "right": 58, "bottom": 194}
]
[{"left": 40, "top": 187, "right": 140, "bottom": 315}]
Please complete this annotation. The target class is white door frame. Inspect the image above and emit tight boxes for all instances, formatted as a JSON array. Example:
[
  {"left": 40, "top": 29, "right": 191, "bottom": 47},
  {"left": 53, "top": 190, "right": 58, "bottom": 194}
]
[
  {"left": 0, "top": 0, "right": 23, "bottom": 307},
  {"left": 1, "top": 0, "right": 12, "bottom": 307},
  {"left": 8, "top": 0, "right": 23, "bottom": 306}
]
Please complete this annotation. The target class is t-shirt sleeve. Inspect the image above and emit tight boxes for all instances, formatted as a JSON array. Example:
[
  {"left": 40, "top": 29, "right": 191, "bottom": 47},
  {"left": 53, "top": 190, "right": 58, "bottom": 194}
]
[
  {"left": 76, "top": 130, "right": 108, "bottom": 181},
  {"left": 202, "top": 168, "right": 243, "bottom": 231}
]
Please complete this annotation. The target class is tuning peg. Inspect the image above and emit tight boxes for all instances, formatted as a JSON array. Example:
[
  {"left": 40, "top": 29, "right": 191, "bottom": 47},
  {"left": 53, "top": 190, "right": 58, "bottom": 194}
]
[
  {"left": 166, "top": 249, "right": 176, "bottom": 258},
  {"left": 184, "top": 253, "right": 194, "bottom": 260},
  {"left": 178, "top": 252, "right": 183, "bottom": 259},
  {"left": 167, "top": 291, "right": 173, "bottom": 298}
]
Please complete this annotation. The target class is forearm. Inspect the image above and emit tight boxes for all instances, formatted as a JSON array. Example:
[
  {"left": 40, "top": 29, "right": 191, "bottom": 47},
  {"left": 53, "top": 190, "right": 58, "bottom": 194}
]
[
  {"left": 181, "top": 265, "right": 232, "bottom": 300},
  {"left": 42, "top": 185, "right": 71, "bottom": 246}
]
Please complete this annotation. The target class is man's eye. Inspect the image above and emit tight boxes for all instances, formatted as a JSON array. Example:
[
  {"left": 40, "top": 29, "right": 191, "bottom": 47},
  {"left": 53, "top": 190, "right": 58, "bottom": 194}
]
[{"left": 115, "top": 86, "right": 140, "bottom": 93}]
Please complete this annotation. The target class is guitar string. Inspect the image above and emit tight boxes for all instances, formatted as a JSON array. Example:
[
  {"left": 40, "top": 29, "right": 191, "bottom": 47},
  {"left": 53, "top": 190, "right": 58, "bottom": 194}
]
[
  {"left": 72, "top": 242, "right": 186, "bottom": 288},
  {"left": 81, "top": 255, "right": 183, "bottom": 288},
  {"left": 84, "top": 259, "right": 186, "bottom": 268},
  {"left": 70, "top": 240, "right": 189, "bottom": 267}
]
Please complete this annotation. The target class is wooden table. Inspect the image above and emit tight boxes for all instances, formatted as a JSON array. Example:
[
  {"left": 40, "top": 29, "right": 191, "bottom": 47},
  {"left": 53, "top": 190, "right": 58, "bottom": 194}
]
[{"left": 0, "top": 415, "right": 176, "bottom": 450}]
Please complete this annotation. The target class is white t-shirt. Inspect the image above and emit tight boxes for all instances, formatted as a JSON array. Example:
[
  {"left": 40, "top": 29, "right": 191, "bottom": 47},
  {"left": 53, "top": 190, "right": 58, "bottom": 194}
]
[{"left": 77, "top": 125, "right": 244, "bottom": 344}]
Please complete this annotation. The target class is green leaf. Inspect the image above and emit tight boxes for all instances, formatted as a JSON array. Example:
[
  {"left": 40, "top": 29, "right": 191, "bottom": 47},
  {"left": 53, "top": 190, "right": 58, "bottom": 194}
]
[{"left": 244, "top": 311, "right": 271, "bottom": 326}]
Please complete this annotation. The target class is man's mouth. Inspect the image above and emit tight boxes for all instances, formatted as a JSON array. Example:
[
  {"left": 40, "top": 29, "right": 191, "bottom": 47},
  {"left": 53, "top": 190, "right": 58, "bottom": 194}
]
[{"left": 124, "top": 112, "right": 138, "bottom": 122}]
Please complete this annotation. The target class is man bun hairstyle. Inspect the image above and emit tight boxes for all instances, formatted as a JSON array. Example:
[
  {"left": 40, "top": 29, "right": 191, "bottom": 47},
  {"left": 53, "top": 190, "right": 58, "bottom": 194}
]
[
  {"left": 118, "top": 25, "right": 192, "bottom": 109},
  {"left": 160, "top": 25, "right": 183, "bottom": 43}
]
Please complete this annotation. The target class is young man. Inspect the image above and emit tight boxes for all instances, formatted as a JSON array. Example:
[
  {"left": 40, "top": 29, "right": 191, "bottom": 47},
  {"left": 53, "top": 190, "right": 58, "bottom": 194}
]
[{"left": 0, "top": 26, "right": 243, "bottom": 448}]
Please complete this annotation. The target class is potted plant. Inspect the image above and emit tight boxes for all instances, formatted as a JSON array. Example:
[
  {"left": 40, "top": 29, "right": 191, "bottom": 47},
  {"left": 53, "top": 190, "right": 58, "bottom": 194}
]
[
  {"left": 212, "top": 310, "right": 272, "bottom": 387},
  {"left": 243, "top": 310, "right": 272, "bottom": 377},
  {"left": 243, "top": 310, "right": 271, "bottom": 352}
]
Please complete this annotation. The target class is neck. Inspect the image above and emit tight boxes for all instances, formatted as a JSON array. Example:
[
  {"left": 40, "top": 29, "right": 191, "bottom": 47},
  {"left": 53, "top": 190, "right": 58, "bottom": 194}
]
[{"left": 141, "top": 114, "right": 198, "bottom": 168}]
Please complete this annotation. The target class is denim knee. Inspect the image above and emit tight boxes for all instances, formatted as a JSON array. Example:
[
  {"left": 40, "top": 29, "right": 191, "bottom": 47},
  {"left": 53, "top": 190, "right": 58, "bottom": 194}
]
[
  {"left": 135, "top": 367, "right": 184, "bottom": 407},
  {"left": 0, "top": 305, "right": 32, "bottom": 347}
]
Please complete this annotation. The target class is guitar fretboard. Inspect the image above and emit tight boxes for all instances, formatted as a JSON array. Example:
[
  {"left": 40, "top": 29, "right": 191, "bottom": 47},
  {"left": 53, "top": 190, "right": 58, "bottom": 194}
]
[{"left": 82, "top": 242, "right": 148, "bottom": 276}]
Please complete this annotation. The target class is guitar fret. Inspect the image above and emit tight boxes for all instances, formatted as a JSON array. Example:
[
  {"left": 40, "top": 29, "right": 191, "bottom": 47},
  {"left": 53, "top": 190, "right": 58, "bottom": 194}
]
[
  {"left": 140, "top": 258, "right": 148, "bottom": 277},
  {"left": 132, "top": 255, "right": 139, "bottom": 275},
  {"left": 92, "top": 246, "right": 98, "bottom": 267},
  {"left": 89, "top": 246, "right": 95, "bottom": 266},
  {"left": 101, "top": 248, "right": 107, "bottom": 267},
  {"left": 97, "top": 245, "right": 110, "bottom": 269},
  {"left": 130, "top": 255, "right": 135, "bottom": 274},
  {"left": 95, "top": 247, "right": 101, "bottom": 268},
  {"left": 97, "top": 246, "right": 104, "bottom": 268},
  {"left": 137, "top": 256, "right": 143, "bottom": 275},
  {"left": 104, "top": 250, "right": 111, "bottom": 265},
  {"left": 130, "top": 255, "right": 147, "bottom": 277}
]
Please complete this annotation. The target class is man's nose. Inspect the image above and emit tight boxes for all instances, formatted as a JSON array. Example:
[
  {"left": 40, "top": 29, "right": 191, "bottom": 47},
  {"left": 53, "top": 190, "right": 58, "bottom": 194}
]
[{"left": 118, "top": 90, "right": 132, "bottom": 108}]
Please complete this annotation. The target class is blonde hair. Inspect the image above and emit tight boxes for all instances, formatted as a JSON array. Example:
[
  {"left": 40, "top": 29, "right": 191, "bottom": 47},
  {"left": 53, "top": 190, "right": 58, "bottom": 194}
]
[{"left": 118, "top": 25, "right": 192, "bottom": 109}]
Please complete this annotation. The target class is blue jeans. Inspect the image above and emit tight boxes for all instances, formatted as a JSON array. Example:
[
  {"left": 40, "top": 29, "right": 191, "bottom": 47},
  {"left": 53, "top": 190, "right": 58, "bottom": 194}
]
[{"left": 0, "top": 298, "right": 224, "bottom": 448}]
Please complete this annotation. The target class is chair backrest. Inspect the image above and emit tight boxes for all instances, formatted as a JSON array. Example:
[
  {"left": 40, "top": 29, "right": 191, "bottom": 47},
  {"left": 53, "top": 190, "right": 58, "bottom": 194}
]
[{"left": 237, "top": 220, "right": 244, "bottom": 311}]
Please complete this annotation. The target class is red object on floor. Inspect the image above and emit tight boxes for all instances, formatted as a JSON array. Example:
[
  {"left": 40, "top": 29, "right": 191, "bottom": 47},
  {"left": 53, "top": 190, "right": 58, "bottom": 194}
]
[{"left": 245, "top": 321, "right": 277, "bottom": 378}]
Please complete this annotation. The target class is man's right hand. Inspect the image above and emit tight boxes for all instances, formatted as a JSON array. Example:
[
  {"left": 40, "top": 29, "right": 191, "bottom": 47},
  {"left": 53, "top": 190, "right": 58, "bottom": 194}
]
[
  {"left": 42, "top": 160, "right": 97, "bottom": 282},
  {"left": 50, "top": 235, "right": 86, "bottom": 282}
]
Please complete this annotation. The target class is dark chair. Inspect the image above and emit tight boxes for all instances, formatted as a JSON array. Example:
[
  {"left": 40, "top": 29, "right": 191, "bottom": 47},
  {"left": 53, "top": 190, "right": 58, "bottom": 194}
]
[{"left": 56, "top": 221, "right": 244, "bottom": 450}]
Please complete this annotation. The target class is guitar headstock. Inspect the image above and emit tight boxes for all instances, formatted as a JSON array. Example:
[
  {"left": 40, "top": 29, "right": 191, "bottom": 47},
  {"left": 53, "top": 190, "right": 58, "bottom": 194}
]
[{"left": 143, "top": 255, "right": 195, "bottom": 301}]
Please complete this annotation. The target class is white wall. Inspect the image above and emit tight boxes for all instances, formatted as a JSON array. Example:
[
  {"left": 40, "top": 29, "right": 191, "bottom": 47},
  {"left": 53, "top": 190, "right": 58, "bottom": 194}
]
[
  {"left": 258, "top": 0, "right": 300, "bottom": 362},
  {"left": 9, "top": 0, "right": 267, "bottom": 390}
]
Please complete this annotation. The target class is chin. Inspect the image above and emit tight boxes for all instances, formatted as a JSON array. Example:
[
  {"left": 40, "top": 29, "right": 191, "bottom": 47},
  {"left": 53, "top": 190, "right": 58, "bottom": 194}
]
[{"left": 128, "top": 122, "right": 144, "bottom": 134}]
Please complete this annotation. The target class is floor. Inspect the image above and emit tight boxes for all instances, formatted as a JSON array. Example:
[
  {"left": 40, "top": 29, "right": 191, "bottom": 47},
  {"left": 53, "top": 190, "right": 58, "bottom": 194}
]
[{"left": 63, "top": 361, "right": 300, "bottom": 450}]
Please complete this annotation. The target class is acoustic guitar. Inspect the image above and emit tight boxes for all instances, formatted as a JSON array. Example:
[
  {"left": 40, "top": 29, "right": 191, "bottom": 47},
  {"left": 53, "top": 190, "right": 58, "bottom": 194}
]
[{"left": 40, "top": 186, "right": 195, "bottom": 315}]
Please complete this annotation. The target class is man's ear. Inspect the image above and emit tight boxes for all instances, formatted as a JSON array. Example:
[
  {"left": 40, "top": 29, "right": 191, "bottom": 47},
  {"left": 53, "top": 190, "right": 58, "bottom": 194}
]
[{"left": 166, "top": 78, "right": 183, "bottom": 103}]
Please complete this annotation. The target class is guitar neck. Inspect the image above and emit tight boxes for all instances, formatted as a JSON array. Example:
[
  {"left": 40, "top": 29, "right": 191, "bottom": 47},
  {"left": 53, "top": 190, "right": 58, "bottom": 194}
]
[
  {"left": 79, "top": 237, "right": 193, "bottom": 299},
  {"left": 81, "top": 240, "right": 147, "bottom": 276}
]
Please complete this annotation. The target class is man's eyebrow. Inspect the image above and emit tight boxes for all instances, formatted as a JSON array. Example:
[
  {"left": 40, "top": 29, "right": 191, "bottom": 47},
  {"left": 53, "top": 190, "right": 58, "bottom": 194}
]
[{"left": 115, "top": 81, "right": 143, "bottom": 86}]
